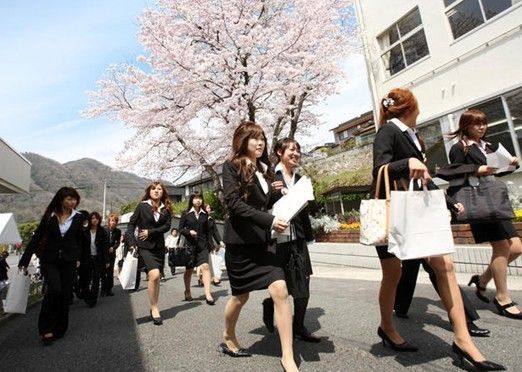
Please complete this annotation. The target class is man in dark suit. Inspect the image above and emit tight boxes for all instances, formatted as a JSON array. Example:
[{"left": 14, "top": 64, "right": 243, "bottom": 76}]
[{"left": 102, "top": 213, "right": 122, "bottom": 296}]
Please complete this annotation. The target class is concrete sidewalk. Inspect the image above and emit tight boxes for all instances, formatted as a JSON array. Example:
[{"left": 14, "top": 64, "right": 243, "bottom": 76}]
[{"left": 309, "top": 242, "right": 522, "bottom": 277}]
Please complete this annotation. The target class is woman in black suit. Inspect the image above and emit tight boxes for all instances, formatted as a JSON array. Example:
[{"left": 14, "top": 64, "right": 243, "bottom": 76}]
[
  {"left": 262, "top": 137, "right": 320, "bottom": 343},
  {"left": 178, "top": 191, "right": 214, "bottom": 304},
  {"left": 447, "top": 109, "right": 522, "bottom": 319},
  {"left": 19, "top": 187, "right": 85, "bottom": 345},
  {"left": 127, "top": 181, "right": 172, "bottom": 325},
  {"left": 220, "top": 121, "right": 298, "bottom": 372},
  {"left": 373, "top": 88, "right": 503, "bottom": 370},
  {"left": 82, "top": 211, "right": 109, "bottom": 308}
]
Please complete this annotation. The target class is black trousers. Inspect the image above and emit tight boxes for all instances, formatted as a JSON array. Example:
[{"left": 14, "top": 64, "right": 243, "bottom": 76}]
[
  {"left": 102, "top": 254, "right": 116, "bottom": 293},
  {"left": 86, "top": 256, "right": 104, "bottom": 302},
  {"left": 39, "top": 260, "right": 75, "bottom": 337},
  {"left": 394, "top": 259, "right": 479, "bottom": 321}
]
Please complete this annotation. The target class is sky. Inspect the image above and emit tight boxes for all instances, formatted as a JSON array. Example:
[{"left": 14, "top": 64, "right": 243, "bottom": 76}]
[{"left": 0, "top": 1, "right": 372, "bottom": 176}]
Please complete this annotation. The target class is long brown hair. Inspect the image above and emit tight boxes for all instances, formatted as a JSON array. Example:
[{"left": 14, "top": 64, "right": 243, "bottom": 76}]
[
  {"left": 229, "top": 121, "right": 273, "bottom": 198},
  {"left": 379, "top": 88, "right": 419, "bottom": 126},
  {"left": 448, "top": 109, "right": 488, "bottom": 153},
  {"left": 141, "top": 181, "right": 172, "bottom": 214}
]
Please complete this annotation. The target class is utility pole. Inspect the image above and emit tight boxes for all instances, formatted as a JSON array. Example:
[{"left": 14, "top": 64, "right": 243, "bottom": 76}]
[{"left": 102, "top": 179, "right": 107, "bottom": 222}]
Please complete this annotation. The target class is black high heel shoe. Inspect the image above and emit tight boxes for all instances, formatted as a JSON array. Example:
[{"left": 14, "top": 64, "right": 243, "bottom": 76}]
[
  {"left": 468, "top": 274, "right": 490, "bottom": 303},
  {"left": 493, "top": 298, "right": 522, "bottom": 319},
  {"left": 206, "top": 298, "right": 215, "bottom": 306},
  {"left": 377, "top": 327, "right": 418, "bottom": 352},
  {"left": 452, "top": 342, "right": 505, "bottom": 370},
  {"left": 150, "top": 310, "right": 163, "bottom": 326}
]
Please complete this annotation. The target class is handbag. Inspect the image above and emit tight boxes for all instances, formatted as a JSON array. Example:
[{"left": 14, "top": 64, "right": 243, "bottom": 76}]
[
  {"left": 284, "top": 243, "right": 309, "bottom": 299},
  {"left": 4, "top": 271, "right": 31, "bottom": 314},
  {"left": 119, "top": 251, "right": 138, "bottom": 290},
  {"left": 447, "top": 177, "right": 514, "bottom": 223},
  {"left": 359, "top": 164, "right": 391, "bottom": 246},
  {"left": 388, "top": 180, "right": 455, "bottom": 260},
  {"left": 169, "top": 235, "right": 193, "bottom": 267}
]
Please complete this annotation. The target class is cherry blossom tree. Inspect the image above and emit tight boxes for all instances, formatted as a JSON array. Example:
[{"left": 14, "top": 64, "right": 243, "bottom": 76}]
[{"left": 84, "top": 0, "right": 358, "bottom": 198}]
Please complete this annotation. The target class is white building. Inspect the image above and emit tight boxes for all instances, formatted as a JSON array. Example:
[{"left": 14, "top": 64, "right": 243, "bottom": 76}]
[
  {"left": 355, "top": 0, "right": 522, "bottom": 183},
  {"left": 0, "top": 137, "right": 31, "bottom": 194}
]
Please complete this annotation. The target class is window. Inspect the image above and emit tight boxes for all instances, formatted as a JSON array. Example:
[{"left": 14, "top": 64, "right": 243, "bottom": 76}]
[
  {"left": 470, "top": 97, "right": 516, "bottom": 155},
  {"left": 445, "top": 0, "right": 521, "bottom": 39},
  {"left": 378, "top": 7, "right": 429, "bottom": 76},
  {"left": 505, "top": 88, "right": 522, "bottom": 155},
  {"left": 417, "top": 120, "right": 448, "bottom": 173}
]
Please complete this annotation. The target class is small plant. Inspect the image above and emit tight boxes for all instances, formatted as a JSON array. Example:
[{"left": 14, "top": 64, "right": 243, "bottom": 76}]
[{"left": 310, "top": 215, "right": 340, "bottom": 234}]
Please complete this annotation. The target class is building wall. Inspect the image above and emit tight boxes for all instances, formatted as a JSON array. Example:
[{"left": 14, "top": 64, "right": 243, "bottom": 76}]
[
  {"left": 0, "top": 137, "right": 31, "bottom": 194},
  {"left": 357, "top": 1, "right": 522, "bottom": 121},
  {"left": 357, "top": 0, "right": 522, "bottom": 187}
]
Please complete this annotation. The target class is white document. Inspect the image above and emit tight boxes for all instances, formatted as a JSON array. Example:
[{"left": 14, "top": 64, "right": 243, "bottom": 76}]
[
  {"left": 486, "top": 143, "right": 515, "bottom": 173},
  {"left": 270, "top": 176, "right": 315, "bottom": 238}
]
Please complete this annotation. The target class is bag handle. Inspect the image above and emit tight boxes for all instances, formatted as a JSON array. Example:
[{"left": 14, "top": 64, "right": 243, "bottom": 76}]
[{"left": 374, "top": 164, "right": 391, "bottom": 200}]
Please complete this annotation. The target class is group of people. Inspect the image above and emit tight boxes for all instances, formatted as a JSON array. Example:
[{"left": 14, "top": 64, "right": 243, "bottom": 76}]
[{"left": 15, "top": 87, "right": 522, "bottom": 371}]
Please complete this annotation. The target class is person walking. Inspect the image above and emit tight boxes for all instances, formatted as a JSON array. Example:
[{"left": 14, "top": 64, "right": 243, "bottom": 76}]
[
  {"left": 372, "top": 88, "right": 504, "bottom": 370},
  {"left": 220, "top": 121, "right": 298, "bottom": 372},
  {"left": 99, "top": 213, "right": 121, "bottom": 297},
  {"left": 18, "top": 187, "right": 85, "bottom": 345},
  {"left": 446, "top": 109, "right": 522, "bottom": 319},
  {"left": 82, "top": 212, "right": 109, "bottom": 308},
  {"left": 126, "top": 182, "right": 172, "bottom": 325},
  {"left": 179, "top": 191, "right": 214, "bottom": 304},
  {"left": 206, "top": 204, "right": 225, "bottom": 286},
  {"left": 0, "top": 251, "right": 10, "bottom": 282},
  {"left": 262, "top": 137, "right": 320, "bottom": 343},
  {"left": 165, "top": 228, "right": 179, "bottom": 276}
]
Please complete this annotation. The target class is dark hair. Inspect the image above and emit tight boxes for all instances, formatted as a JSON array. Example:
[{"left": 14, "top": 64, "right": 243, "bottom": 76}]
[
  {"left": 229, "top": 121, "right": 274, "bottom": 198},
  {"left": 87, "top": 211, "right": 102, "bottom": 230},
  {"left": 141, "top": 181, "right": 172, "bottom": 214},
  {"left": 41, "top": 187, "right": 81, "bottom": 225},
  {"left": 379, "top": 88, "right": 418, "bottom": 126},
  {"left": 79, "top": 209, "right": 89, "bottom": 222},
  {"left": 273, "top": 137, "right": 301, "bottom": 163},
  {"left": 449, "top": 109, "right": 488, "bottom": 141},
  {"left": 171, "top": 227, "right": 179, "bottom": 234},
  {"left": 185, "top": 191, "right": 204, "bottom": 213}
]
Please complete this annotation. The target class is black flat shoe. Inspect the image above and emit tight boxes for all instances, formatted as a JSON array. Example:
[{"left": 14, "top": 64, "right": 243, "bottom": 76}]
[
  {"left": 150, "top": 311, "right": 163, "bottom": 326},
  {"left": 452, "top": 342, "right": 505, "bottom": 370},
  {"left": 394, "top": 311, "right": 409, "bottom": 319},
  {"left": 493, "top": 298, "right": 522, "bottom": 319},
  {"left": 219, "top": 343, "right": 252, "bottom": 357},
  {"left": 377, "top": 327, "right": 418, "bottom": 352},
  {"left": 467, "top": 321, "right": 491, "bottom": 337},
  {"left": 294, "top": 329, "right": 321, "bottom": 343},
  {"left": 184, "top": 291, "right": 193, "bottom": 301},
  {"left": 262, "top": 298, "right": 275, "bottom": 333},
  {"left": 468, "top": 274, "right": 490, "bottom": 303},
  {"left": 206, "top": 298, "right": 215, "bottom": 305},
  {"left": 212, "top": 280, "right": 221, "bottom": 286}
]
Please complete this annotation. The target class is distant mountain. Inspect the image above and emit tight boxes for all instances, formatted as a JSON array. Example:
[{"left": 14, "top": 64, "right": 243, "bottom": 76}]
[{"left": 0, "top": 153, "right": 158, "bottom": 223}]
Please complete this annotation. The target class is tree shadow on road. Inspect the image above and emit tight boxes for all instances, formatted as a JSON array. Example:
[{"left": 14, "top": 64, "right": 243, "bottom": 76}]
[
  {"left": 247, "top": 306, "right": 335, "bottom": 366},
  {"left": 369, "top": 297, "right": 465, "bottom": 369}
]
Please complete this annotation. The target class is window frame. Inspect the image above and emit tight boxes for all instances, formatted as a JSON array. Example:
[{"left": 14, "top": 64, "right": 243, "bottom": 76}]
[
  {"left": 377, "top": 7, "right": 430, "bottom": 77},
  {"left": 444, "top": 0, "right": 522, "bottom": 42}
]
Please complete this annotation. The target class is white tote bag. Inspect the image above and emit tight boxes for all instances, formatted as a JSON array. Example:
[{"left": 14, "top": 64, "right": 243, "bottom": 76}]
[
  {"left": 4, "top": 271, "right": 30, "bottom": 314},
  {"left": 119, "top": 252, "right": 138, "bottom": 290},
  {"left": 388, "top": 180, "right": 455, "bottom": 260},
  {"left": 209, "top": 251, "right": 223, "bottom": 280},
  {"left": 360, "top": 165, "right": 391, "bottom": 246}
]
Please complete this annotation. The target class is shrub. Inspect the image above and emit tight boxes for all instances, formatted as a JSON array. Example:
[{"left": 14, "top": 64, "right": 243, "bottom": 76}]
[{"left": 310, "top": 215, "right": 340, "bottom": 234}]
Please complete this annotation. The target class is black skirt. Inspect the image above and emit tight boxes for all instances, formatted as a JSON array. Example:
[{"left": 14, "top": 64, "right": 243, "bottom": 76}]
[
  {"left": 276, "top": 239, "right": 313, "bottom": 277},
  {"left": 139, "top": 247, "right": 165, "bottom": 272},
  {"left": 225, "top": 243, "right": 285, "bottom": 296},
  {"left": 186, "top": 247, "right": 209, "bottom": 269},
  {"left": 470, "top": 220, "right": 519, "bottom": 243}
]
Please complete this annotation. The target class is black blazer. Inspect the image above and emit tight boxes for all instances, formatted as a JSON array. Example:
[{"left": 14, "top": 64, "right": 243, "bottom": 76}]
[
  {"left": 126, "top": 201, "right": 172, "bottom": 250},
  {"left": 19, "top": 212, "right": 85, "bottom": 267},
  {"left": 372, "top": 121, "right": 458, "bottom": 209},
  {"left": 272, "top": 169, "right": 314, "bottom": 242},
  {"left": 179, "top": 210, "right": 211, "bottom": 252},
  {"left": 208, "top": 217, "right": 222, "bottom": 247},
  {"left": 83, "top": 226, "right": 110, "bottom": 264},
  {"left": 105, "top": 227, "right": 122, "bottom": 257},
  {"left": 222, "top": 160, "right": 277, "bottom": 245}
]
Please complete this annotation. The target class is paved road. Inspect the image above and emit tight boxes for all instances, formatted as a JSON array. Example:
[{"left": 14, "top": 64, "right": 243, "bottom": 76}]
[{"left": 0, "top": 265, "right": 521, "bottom": 371}]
